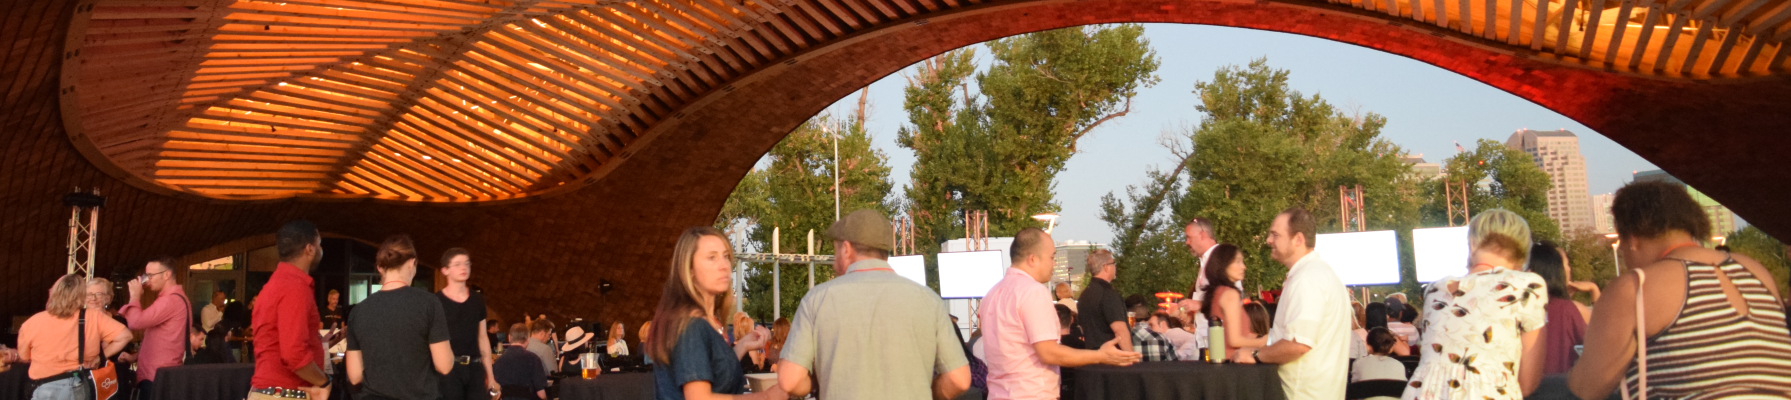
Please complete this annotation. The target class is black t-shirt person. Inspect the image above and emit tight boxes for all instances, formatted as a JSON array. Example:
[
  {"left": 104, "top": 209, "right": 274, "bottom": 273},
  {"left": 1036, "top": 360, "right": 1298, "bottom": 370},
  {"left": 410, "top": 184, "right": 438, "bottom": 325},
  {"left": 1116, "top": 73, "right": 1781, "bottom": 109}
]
[
  {"left": 1074, "top": 277, "right": 1127, "bottom": 350},
  {"left": 438, "top": 291, "right": 488, "bottom": 358},
  {"left": 347, "top": 286, "right": 451, "bottom": 400}
]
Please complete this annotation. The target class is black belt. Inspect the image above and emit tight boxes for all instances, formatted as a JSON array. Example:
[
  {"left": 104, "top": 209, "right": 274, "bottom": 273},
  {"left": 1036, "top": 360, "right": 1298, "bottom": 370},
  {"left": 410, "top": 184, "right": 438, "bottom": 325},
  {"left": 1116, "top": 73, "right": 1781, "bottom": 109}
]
[
  {"left": 251, "top": 386, "right": 310, "bottom": 399},
  {"left": 27, "top": 371, "right": 81, "bottom": 389},
  {"left": 454, "top": 355, "right": 481, "bottom": 365}
]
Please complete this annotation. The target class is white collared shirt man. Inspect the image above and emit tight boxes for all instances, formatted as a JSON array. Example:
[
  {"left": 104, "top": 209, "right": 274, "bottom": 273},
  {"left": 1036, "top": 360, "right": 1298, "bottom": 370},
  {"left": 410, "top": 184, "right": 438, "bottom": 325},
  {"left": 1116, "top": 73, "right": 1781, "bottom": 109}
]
[
  {"left": 1237, "top": 209, "right": 1350, "bottom": 400},
  {"left": 1270, "top": 250, "right": 1351, "bottom": 400}
]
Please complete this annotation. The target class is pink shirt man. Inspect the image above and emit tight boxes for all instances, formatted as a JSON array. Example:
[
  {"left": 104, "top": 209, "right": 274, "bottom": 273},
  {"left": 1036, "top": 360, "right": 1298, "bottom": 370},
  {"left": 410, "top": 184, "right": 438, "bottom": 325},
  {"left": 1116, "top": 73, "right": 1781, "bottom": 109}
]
[
  {"left": 120, "top": 284, "right": 190, "bottom": 382},
  {"left": 978, "top": 268, "right": 1062, "bottom": 400}
]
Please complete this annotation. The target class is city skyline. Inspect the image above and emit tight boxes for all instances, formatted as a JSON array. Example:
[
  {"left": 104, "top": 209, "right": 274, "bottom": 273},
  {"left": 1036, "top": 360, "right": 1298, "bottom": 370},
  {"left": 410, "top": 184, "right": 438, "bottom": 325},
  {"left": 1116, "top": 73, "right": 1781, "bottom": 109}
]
[{"left": 804, "top": 23, "right": 1660, "bottom": 245}]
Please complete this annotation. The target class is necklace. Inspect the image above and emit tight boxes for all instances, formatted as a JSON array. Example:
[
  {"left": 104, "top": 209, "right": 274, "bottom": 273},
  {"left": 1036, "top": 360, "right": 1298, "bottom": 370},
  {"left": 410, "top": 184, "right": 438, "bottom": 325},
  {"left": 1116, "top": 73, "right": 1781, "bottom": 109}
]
[{"left": 1659, "top": 242, "right": 1700, "bottom": 259}]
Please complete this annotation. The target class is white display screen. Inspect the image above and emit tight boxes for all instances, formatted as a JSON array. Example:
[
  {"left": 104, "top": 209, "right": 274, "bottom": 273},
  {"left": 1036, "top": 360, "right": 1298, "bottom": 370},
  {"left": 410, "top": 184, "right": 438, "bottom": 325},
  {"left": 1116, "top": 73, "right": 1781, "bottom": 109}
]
[
  {"left": 1412, "top": 226, "right": 1471, "bottom": 283},
  {"left": 887, "top": 255, "right": 928, "bottom": 287},
  {"left": 937, "top": 251, "right": 1006, "bottom": 299},
  {"left": 1313, "top": 230, "right": 1402, "bottom": 286}
]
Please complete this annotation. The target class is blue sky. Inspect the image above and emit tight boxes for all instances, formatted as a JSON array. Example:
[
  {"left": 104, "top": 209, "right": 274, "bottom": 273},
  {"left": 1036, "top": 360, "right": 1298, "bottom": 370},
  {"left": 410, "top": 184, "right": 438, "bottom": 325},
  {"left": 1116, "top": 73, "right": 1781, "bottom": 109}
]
[{"left": 803, "top": 24, "right": 1659, "bottom": 245}]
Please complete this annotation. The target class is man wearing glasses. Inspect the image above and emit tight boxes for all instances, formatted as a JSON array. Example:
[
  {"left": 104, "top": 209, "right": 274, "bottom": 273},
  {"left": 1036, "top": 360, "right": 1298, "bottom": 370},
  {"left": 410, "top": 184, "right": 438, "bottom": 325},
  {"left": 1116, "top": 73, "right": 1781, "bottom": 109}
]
[{"left": 121, "top": 256, "right": 192, "bottom": 400}]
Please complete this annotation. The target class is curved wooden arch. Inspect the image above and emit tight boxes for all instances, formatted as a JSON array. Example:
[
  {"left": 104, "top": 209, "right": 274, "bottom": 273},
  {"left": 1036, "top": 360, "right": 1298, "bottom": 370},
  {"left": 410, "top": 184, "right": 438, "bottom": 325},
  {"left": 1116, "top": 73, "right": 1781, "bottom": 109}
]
[{"left": 61, "top": 0, "right": 1791, "bottom": 203}]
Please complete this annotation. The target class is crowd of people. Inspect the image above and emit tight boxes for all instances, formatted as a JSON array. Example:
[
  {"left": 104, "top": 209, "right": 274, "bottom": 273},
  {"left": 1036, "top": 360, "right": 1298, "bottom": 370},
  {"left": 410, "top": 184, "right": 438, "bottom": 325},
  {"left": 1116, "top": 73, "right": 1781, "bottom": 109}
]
[{"left": 4, "top": 179, "right": 1789, "bottom": 400}]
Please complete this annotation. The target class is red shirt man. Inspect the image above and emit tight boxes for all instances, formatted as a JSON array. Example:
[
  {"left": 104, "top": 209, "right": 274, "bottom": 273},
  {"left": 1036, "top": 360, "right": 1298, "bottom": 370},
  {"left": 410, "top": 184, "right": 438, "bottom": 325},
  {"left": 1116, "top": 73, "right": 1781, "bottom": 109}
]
[{"left": 250, "top": 221, "right": 332, "bottom": 399}]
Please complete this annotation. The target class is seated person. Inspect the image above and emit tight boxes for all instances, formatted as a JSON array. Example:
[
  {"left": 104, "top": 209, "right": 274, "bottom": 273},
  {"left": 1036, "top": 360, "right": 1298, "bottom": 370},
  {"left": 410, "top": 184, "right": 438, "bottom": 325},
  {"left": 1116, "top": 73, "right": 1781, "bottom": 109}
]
[
  {"left": 1056, "top": 304, "right": 1085, "bottom": 349},
  {"left": 1351, "top": 328, "right": 1407, "bottom": 383},
  {"left": 495, "top": 323, "right": 549, "bottom": 400},
  {"left": 1159, "top": 313, "right": 1200, "bottom": 360},
  {"left": 1130, "top": 308, "right": 1179, "bottom": 362}
]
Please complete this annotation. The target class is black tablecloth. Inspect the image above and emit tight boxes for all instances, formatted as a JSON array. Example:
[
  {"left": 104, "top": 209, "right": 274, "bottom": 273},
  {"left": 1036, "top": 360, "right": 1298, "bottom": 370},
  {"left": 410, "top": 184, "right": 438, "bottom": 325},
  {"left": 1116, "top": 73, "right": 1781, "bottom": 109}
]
[
  {"left": 0, "top": 366, "right": 28, "bottom": 400},
  {"left": 153, "top": 363, "right": 255, "bottom": 400},
  {"left": 1069, "top": 361, "right": 1285, "bottom": 400},
  {"left": 558, "top": 372, "right": 655, "bottom": 400}
]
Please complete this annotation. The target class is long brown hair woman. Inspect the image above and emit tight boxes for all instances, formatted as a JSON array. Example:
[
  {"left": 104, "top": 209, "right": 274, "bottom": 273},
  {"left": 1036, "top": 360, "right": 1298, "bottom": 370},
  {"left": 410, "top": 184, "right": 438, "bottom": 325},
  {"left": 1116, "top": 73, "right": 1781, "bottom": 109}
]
[
  {"left": 1198, "top": 244, "right": 1267, "bottom": 359},
  {"left": 645, "top": 227, "right": 783, "bottom": 400}
]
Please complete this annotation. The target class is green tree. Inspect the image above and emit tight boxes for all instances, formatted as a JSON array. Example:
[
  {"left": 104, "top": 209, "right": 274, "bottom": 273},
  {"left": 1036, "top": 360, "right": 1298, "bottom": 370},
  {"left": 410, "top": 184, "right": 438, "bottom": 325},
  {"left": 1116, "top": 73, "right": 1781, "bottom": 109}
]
[
  {"left": 1727, "top": 225, "right": 1790, "bottom": 294},
  {"left": 900, "top": 25, "right": 1161, "bottom": 287},
  {"left": 1559, "top": 230, "right": 1619, "bottom": 303},
  {"left": 715, "top": 107, "right": 896, "bottom": 320},
  {"left": 1420, "top": 139, "right": 1560, "bottom": 242},
  {"left": 1102, "top": 59, "right": 1425, "bottom": 296}
]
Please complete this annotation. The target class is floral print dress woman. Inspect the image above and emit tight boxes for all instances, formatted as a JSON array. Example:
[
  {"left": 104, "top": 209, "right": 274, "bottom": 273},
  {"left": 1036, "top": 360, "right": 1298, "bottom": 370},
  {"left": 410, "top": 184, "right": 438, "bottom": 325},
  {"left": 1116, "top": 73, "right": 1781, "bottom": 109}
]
[{"left": 1402, "top": 267, "right": 1548, "bottom": 400}]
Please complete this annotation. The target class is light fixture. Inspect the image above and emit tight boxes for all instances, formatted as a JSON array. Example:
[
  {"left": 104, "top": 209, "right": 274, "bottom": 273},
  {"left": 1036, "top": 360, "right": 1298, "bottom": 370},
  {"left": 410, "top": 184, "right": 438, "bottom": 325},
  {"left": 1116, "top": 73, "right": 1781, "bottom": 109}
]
[
  {"left": 1712, "top": 236, "right": 1726, "bottom": 246},
  {"left": 1031, "top": 213, "right": 1060, "bottom": 234}
]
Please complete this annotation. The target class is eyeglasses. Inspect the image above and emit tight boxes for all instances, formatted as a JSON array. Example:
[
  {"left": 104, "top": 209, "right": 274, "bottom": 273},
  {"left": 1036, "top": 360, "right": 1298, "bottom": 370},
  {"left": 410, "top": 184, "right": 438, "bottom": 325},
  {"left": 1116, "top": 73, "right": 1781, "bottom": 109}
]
[{"left": 139, "top": 269, "right": 170, "bottom": 281}]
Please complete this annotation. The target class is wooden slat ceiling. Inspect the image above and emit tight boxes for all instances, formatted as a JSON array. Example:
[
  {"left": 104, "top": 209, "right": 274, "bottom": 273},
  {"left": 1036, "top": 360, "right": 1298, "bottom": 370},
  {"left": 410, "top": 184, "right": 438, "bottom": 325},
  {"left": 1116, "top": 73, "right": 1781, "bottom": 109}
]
[{"left": 61, "top": 0, "right": 1790, "bottom": 202}]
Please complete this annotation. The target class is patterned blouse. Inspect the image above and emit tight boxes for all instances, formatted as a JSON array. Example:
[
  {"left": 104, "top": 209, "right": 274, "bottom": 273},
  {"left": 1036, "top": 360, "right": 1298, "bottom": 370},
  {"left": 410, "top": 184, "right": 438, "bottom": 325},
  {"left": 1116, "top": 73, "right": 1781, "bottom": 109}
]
[{"left": 1402, "top": 267, "right": 1547, "bottom": 400}]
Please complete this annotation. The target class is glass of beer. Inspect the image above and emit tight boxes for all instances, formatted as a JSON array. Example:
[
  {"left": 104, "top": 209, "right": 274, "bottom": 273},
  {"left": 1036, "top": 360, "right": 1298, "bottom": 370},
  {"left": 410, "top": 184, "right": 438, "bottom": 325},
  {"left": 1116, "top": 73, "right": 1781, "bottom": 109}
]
[{"left": 580, "top": 353, "right": 600, "bottom": 379}]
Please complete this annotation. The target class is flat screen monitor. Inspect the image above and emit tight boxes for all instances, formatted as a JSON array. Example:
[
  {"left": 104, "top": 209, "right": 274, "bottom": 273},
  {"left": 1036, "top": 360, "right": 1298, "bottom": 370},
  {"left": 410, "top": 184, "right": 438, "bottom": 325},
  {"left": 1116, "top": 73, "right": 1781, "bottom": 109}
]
[
  {"left": 887, "top": 255, "right": 928, "bottom": 287},
  {"left": 1313, "top": 230, "right": 1402, "bottom": 286},
  {"left": 937, "top": 251, "right": 1006, "bottom": 299},
  {"left": 1412, "top": 226, "right": 1471, "bottom": 283}
]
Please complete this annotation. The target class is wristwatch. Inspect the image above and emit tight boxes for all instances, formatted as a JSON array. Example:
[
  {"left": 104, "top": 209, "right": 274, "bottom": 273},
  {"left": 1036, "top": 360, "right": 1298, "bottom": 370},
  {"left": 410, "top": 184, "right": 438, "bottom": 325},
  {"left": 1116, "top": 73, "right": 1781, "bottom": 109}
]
[{"left": 1251, "top": 349, "right": 1260, "bottom": 362}]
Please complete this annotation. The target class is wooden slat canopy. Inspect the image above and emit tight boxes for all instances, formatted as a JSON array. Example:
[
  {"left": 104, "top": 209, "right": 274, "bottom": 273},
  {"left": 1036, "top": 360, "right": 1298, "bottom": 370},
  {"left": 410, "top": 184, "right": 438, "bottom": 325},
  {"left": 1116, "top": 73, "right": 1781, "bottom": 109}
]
[{"left": 61, "top": 0, "right": 1791, "bottom": 202}]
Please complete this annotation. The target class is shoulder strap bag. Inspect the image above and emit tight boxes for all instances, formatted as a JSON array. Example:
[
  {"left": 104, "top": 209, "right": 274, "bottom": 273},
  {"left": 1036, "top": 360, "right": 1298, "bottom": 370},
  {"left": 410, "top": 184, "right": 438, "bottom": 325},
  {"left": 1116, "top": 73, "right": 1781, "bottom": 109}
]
[{"left": 77, "top": 309, "right": 120, "bottom": 400}]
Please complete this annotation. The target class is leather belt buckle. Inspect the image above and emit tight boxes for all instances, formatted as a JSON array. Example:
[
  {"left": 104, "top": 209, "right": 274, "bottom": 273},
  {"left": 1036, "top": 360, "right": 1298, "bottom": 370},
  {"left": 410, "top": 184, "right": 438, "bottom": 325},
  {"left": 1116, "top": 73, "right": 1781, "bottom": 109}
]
[
  {"left": 455, "top": 355, "right": 476, "bottom": 365},
  {"left": 252, "top": 387, "right": 310, "bottom": 399}
]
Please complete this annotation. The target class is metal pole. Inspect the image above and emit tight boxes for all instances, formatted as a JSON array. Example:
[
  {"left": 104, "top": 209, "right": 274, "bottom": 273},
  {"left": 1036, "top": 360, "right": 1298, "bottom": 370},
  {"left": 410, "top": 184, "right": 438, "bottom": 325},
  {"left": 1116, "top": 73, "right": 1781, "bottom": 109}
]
[
  {"left": 773, "top": 227, "right": 781, "bottom": 319},
  {"left": 833, "top": 127, "right": 840, "bottom": 221},
  {"left": 1611, "top": 242, "right": 1621, "bottom": 276},
  {"left": 807, "top": 230, "right": 815, "bottom": 288}
]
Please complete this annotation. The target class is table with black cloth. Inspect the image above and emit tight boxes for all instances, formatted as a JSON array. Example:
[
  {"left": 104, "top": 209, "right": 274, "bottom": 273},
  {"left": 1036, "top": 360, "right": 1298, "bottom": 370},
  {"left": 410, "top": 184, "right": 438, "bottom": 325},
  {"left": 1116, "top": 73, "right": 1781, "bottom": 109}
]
[
  {"left": 0, "top": 365, "right": 29, "bottom": 400},
  {"left": 557, "top": 372, "right": 656, "bottom": 400},
  {"left": 152, "top": 363, "right": 255, "bottom": 400},
  {"left": 1069, "top": 361, "right": 1286, "bottom": 400}
]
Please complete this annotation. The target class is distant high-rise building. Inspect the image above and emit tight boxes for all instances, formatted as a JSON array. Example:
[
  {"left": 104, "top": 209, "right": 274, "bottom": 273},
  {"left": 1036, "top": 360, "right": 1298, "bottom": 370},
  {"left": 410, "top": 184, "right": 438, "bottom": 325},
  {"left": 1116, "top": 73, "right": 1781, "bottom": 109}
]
[
  {"left": 1052, "top": 241, "right": 1103, "bottom": 293},
  {"left": 1400, "top": 153, "right": 1442, "bottom": 181},
  {"left": 1507, "top": 129, "right": 1594, "bottom": 234},
  {"left": 1591, "top": 193, "right": 1615, "bottom": 234},
  {"left": 1631, "top": 170, "right": 1740, "bottom": 236}
]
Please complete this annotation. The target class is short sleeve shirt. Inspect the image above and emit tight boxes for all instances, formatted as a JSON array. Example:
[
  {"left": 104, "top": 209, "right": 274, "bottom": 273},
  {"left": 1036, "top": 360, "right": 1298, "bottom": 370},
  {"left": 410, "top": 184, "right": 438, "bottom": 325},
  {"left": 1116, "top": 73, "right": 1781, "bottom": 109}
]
[
  {"left": 1402, "top": 268, "right": 1548, "bottom": 400},
  {"left": 779, "top": 259, "right": 968, "bottom": 400},
  {"left": 653, "top": 317, "right": 746, "bottom": 400},
  {"left": 348, "top": 286, "right": 452, "bottom": 400},
  {"left": 979, "top": 268, "right": 1062, "bottom": 400},
  {"left": 1074, "top": 278, "right": 1126, "bottom": 350},
  {"left": 19, "top": 309, "right": 129, "bottom": 380},
  {"left": 436, "top": 291, "right": 488, "bottom": 357},
  {"left": 1268, "top": 251, "right": 1352, "bottom": 400}
]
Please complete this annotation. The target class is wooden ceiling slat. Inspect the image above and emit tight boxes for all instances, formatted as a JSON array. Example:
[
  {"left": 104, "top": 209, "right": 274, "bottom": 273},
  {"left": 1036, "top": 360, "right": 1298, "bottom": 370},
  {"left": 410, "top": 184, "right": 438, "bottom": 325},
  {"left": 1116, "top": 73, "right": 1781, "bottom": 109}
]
[
  {"left": 152, "top": 159, "right": 345, "bottom": 172},
  {"left": 480, "top": 32, "right": 653, "bottom": 112},
  {"left": 1705, "top": 27, "right": 1744, "bottom": 74},
  {"left": 1653, "top": 12, "right": 1693, "bottom": 71},
  {"left": 813, "top": 0, "right": 867, "bottom": 30},
  {"left": 359, "top": 151, "right": 471, "bottom": 198},
  {"left": 747, "top": 0, "right": 824, "bottom": 41},
  {"left": 403, "top": 104, "right": 552, "bottom": 178},
  {"left": 374, "top": 140, "right": 508, "bottom": 197},
  {"left": 389, "top": 122, "right": 533, "bottom": 190},
  {"left": 1505, "top": 0, "right": 1522, "bottom": 45},
  {"left": 1481, "top": 0, "right": 1496, "bottom": 39},
  {"left": 1750, "top": 1, "right": 1791, "bottom": 35},
  {"left": 460, "top": 48, "right": 644, "bottom": 132},
  {"left": 1528, "top": 0, "right": 1547, "bottom": 49},
  {"left": 341, "top": 166, "right": 429, "bottom": 199},
  {"left": 1578, "top": 0, "right": 1608, "bottom": 59},
  {"left": 444, "top": 60, "right": 619, "bottom": 136},
  {"left": 431, "top": 80, "right": 615, "bottom": 161},
  {"left": 509, "top": 26, "right": 660, "bottom": 92},
  {"left": 1605, "top": 0, "right": 1639, "bottom": 64},
  {"left": 1554, "top": 0, "right": 1578, "bottom": 55},
  {"left": 1734, "top": 34, "right": 1769, "bottom": 73},
  {"left": 337, "top": 170, "right": 410, "bottom": 198},
  {"left": 533, "top": 18, "right": 676, "bottom": 87},
  {"left": 1629, "top": 4, "right": 1666, "bottom": 68},
  {"left": 358, "top": 153, "right": 460, "bottom": 198},
  {"left": 1678, "top": 19, "right": 1717, "bottom": 74},
  {"left": 414, "top": 90, "right": 588, "bottom": 171},
  {"left": 1718, "top": 0, "right": 1770, "bottom": 26},
  {"left": 158, "top": 150, "right": 342, "bottom": 165}
]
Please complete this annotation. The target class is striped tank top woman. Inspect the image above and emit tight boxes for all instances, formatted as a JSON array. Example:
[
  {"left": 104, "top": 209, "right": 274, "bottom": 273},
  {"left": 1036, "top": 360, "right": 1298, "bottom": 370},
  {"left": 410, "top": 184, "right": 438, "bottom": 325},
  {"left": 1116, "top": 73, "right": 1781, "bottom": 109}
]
[{"left": 1622, "top": 255, "right": 1791, "bottom": 399}]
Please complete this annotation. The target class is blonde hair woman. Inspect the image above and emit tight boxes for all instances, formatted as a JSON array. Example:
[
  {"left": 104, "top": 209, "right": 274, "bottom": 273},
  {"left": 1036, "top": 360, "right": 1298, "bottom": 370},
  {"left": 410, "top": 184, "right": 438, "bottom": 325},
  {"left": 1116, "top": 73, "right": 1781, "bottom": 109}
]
[
  {"left": 645, "top": 227, "right": 783, "bottom": 400},
  {"left": 1402, "top": 209, "right": 1548, "bottom": 400},
  {"left": 17, "top": 274, "right": 133, "bottom": 400},
  {"left": 607, "top": 322, "right": 630, "bottom": 356},
  {"left": 732, "top": 312, "right": 767, "bottom": 373}
]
